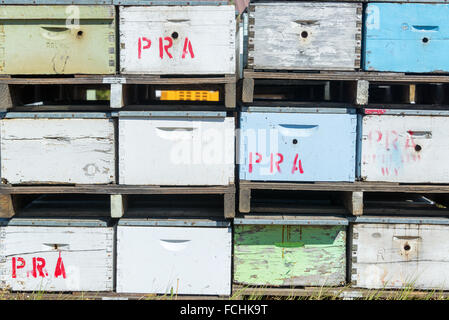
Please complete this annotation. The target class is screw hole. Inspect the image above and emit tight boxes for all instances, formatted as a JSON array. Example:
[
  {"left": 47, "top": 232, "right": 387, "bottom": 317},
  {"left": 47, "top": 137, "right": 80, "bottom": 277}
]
[
  {"left": 293, "top": 139, "right": 298, "bottom": 145},
  {"left": 415, "top": 145, "right": 422, "bottom": 152},
  {"left": 404, "top": 244, "right": 411, "bottom": 251},
  {"left": 172, "top": 32, "right": 179, "bottom": 39},
  {"left": 301, "top": 31, "right": 308, "bottom": 39},
  {"left": 422, "top": 37, "right": 429, "bottom": 43}
]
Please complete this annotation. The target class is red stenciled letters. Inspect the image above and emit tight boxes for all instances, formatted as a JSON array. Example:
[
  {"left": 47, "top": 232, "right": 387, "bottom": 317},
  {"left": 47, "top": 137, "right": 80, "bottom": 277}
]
[
  {"left": 292, "top": 154, "right": 304, "bottom": 174},
  {"left": 138, "top": 37, "right": 152, "bottom": 59},
  {"left": 12, "top": 257, "right": 25, "bottom": 279},
  {"left": 159, "top": 37, "right": 173, "bottom": 59},
  {"left": 32, "top": 257, "right": 47, "bottom": 278},
  {"left": 54, "top": 252, "right": 66, "bottom": 279},
  {"left": 182, "top": 37, "right": 195, "bottom": 59}
]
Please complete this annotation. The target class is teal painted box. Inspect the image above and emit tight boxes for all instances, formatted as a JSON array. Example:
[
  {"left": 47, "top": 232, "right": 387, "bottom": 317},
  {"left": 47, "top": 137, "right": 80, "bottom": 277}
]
[
  {"left": 233, "top": 216, "right": 348, "bottom": 287},
  {"left": 364, "top": 3, "right": 449, "bottom": 73}
]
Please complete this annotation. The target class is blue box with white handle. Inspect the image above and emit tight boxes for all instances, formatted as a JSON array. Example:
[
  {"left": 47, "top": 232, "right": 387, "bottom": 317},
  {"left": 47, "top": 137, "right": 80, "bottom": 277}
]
[{"left": 239, "top": 107, "right": 357, "bottom": 182}]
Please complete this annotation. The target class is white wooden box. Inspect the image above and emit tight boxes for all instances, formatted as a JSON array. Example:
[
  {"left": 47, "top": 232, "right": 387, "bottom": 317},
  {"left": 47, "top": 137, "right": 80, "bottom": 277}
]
[
  {"left": 119, "top": 5, "right": 236, "bottom": 75},
  {"left": 0, "top": 219, "right": 114, "bottom": 292},
  {"left": 248, "top": 2, "right": 362, "bottom": 70},
  {"left": 351, "top": 216, "right": 449, "bottom": 290},
  {"left": 0, "top": 113, "right": 115, "bottom": 184},
  {"left": 116, "top": 219, "right": 232, "bottom": 295},
  {"left": 118, "top": 112, "right": 235, "bottom": 186},
  {"left": 360, "top": 111, "right": 449, "bottom": 183}
]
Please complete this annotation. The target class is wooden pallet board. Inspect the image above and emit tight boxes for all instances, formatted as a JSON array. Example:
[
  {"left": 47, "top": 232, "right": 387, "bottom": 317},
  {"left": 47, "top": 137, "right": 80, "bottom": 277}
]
[
  {"left": 242, "top": 70, "right": 449, "bottom": 106},
  {"left": 0, "top": 75, "right": 236, "bottom": 109},
  {"left": 239, "top": 181, "right": 449, "bottom": 216},
  {"left": 0, "top": 184, "right": 236, "bottom": 219}
]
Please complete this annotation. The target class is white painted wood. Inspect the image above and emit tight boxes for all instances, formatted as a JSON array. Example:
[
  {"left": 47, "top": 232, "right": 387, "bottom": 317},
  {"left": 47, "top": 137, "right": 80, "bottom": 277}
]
[
  {"left": 119, "top": 6, "right": 235, "bottom": 75},
  {"left": 0, "top": 225, "right": 114, "bottom": 292},
  {"left": 249, "top": 2, "right": 362, "bottom": 70},
  {"left": 118, "top": 117, "right": 235, "bottom": 185},
  {"left": 361, "top": 115, "right": 449, "bottom": 183},
  {"left": 352, "top": 223, "right": 449, "bottom": 290},
  {"left": 0, "top": 119, "right": 115, "bottom": 184},
  {"left": 116, "top": 225, "right": 232, "bottom": 295},
  {"left": 111, "top": 194, "right": 127, "bottom": 218}
]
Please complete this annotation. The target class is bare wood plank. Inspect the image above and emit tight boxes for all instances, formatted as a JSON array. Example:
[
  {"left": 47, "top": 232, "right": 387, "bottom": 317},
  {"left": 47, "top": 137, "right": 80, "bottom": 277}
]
[
  {"left": 0, "top": 185, "right": 233, "bottom": 195},
  {"left": 239, "top": 181, "right": 449, "bottom": 193},
  {"left": 342, "top": 191, "right": 364, "bottom": 216},
  {"left": 0, "top": 84, "right": 13, "bottom": 110},
  {"left": 244, "top": 70, "right": 449, "bottom": 83},
  {"left": 0, "top": 194, "right": 38, "bottom": 218},
  {"left": 242, "top": 78, "right": 254, "bottom": 103},
  {"left": 239, "top": 188, "right": 251, "bottom": 213},
  {"left": 224, "top": 192, "right": 235, "bottom": 219},
  {"left": 224, "top": 83, "right": 236, "bottom": 109}
]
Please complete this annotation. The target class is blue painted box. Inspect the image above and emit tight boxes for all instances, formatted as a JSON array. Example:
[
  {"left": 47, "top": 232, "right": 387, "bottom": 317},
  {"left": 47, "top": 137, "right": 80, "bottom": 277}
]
[
  {"left": 364, "top": 3, "right": 449, "bottom": 73},
  {"left": 239, "top": 108, "right": 357, "bottom": 182}
]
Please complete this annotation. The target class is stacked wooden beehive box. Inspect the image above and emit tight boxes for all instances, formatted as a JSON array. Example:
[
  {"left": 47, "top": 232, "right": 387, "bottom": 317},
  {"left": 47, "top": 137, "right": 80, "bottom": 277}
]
[
  {"left": 0, "top": 0, "right": 237, "bottom": 295},
  {"left": 1, "top": 0, "right": 449, "bottom": 298},
  {"left": 236, "top": 0, "right": 449, "bottom": 293}
]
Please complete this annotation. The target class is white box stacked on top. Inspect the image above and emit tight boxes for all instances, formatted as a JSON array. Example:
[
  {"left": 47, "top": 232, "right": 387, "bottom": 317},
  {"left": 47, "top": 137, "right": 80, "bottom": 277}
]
[
  {"left": 119, "top": 5, "right": 236, "bottom": 75},
  {"left": 0, "top": 218, "right": 114, "bottom": 292}
]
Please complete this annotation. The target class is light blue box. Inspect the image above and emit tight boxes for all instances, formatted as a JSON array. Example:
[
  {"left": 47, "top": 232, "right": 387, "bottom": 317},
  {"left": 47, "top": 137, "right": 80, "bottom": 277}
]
[
  {"left": 364, "top": 3, "right": 449, "bottom": 73},
  {"left": 239, "top": 108, "right": 357, "bottom": 182}
]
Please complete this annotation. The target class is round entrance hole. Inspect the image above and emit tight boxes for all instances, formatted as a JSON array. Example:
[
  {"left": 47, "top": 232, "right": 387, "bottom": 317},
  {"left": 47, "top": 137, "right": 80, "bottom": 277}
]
[
  {"left": 422, "top": 37, "right": 429, "bottom": 44},
  {"left": 293, "top": 139, "right": 298, "bottom": 145},
  {"left": 172, "top": 32, "right": 179, "bottom": 39},
  {"left": 404, "top": 244, "right": 411, "bottom": 251},
  {"left": 301, "top": 31, "right": 308, "bottom": 39},
  {"left": 415, "top": 145, "right": 422, "bottom": 152}
]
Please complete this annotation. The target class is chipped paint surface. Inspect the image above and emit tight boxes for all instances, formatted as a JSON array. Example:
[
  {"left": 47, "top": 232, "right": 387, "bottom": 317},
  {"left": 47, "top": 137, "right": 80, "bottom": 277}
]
[
  {"left": 0, "top": 118, "right": 115, "bottom": 184},
  {"left": 233, "top": 225, "right": 346, "bottom": 286},
  {"left": 352, "top": 223, "right": 449, "bottom": 290},
  {"left": 0, "top": 5, "right": 115, "bottom": 75},
  {"left": 361, "top": 115, "right": 449, "bottom": 183},
  {"left": 249, "top": 2, "right": 361, "bottom": 70}
]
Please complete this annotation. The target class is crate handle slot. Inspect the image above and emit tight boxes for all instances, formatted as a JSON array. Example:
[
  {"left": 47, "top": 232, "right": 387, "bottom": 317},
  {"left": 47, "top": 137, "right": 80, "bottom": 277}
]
[
  {"left": 40, "top": 26, "right": 70, "bottom": 33},
  {"left": 42, "top": 243, "right": 70, "bottom": 250},
  {"left": 393, "top": 236, "right": 421, "bottom": 241},
  {"left": 407, "top": 130, "right": 432, "bottom": 139},
  {"left": 156, "top": 127, "right": 196, "bottom": 132},
  {"left": 159, "top": 239, "right": 191, "bottom": 251},
  {"left": 167, "top": 19, "right": 190, "bottom": 23},
  {"left": 411, "top": 25, "right": 439, "bottom": 32},
  {"left": 278, "top": 124, "right": 318, "bottom": 138}
]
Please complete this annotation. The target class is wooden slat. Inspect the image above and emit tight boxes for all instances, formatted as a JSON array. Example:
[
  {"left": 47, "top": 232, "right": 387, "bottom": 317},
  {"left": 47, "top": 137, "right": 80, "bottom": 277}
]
[
  {"left": 0, "top": 185, "right": 234, "bottom": 195},
  {"left": 244, "top": 70, "right": 449, "bottom": 83},
  {"left": 239, "top": 181, "right": 449, "bottom": 193}
]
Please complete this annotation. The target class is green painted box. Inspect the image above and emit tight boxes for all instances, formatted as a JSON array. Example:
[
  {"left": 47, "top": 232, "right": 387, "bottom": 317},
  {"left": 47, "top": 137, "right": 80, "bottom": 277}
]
[
  {"left": 0, "top": 5, "right": 116, "bottom": 75},
  {"left": 233, "top": 216, "right": 348, "bottom": 287}
]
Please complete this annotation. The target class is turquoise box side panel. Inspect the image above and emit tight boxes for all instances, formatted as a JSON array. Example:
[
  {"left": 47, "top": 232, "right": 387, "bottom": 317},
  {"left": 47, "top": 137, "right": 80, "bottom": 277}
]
[
  {"left": 239, "top": 111, "right": 357, "bottom": 182},
  {"left": 364, "top": 3, "right": 449, "bottom": 73}
]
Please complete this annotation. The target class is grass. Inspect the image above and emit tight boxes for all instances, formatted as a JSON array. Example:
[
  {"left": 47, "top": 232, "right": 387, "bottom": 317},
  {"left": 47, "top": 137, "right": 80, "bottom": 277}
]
[{"left": 1, "top": 284, "right": 449, "bottom": 300}]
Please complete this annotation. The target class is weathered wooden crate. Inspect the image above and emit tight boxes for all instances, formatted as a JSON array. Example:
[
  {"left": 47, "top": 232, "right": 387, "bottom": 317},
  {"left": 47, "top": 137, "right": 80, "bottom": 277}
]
[
  {"left": 233, "top": 215, "right": 348, "bottom": 287},
  {"left": 118, "top": 111, "right": 234, "bottom": 186},
  {"left": 116, "top": 219, "right": 232, "bottom": 295},
  {"left": 360, "top": 109, "right": 449, "bottom": 183},
  {"left": 350, "top": 216, "right": 449, "bottom": 290},
  {"left": 364, "top": 3, "right": 449, "bottom": 73},
  {"left": 239, "top": 107, "right": 357, "bottom": 182},
  {"left": 119, "top": 5, "right": 235, "bottom": 75},
  {"left": 247, "top": 2, "right": 362, "bottom": 71},
  {"left": 0, "top": 218, "right": 114, "bottom": 292},
  {"left": 0, "top": 5, "right": 116, "bottom": 75},
  {"left": 0, "top": 113, "right": 115, "bottom": 185}
]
